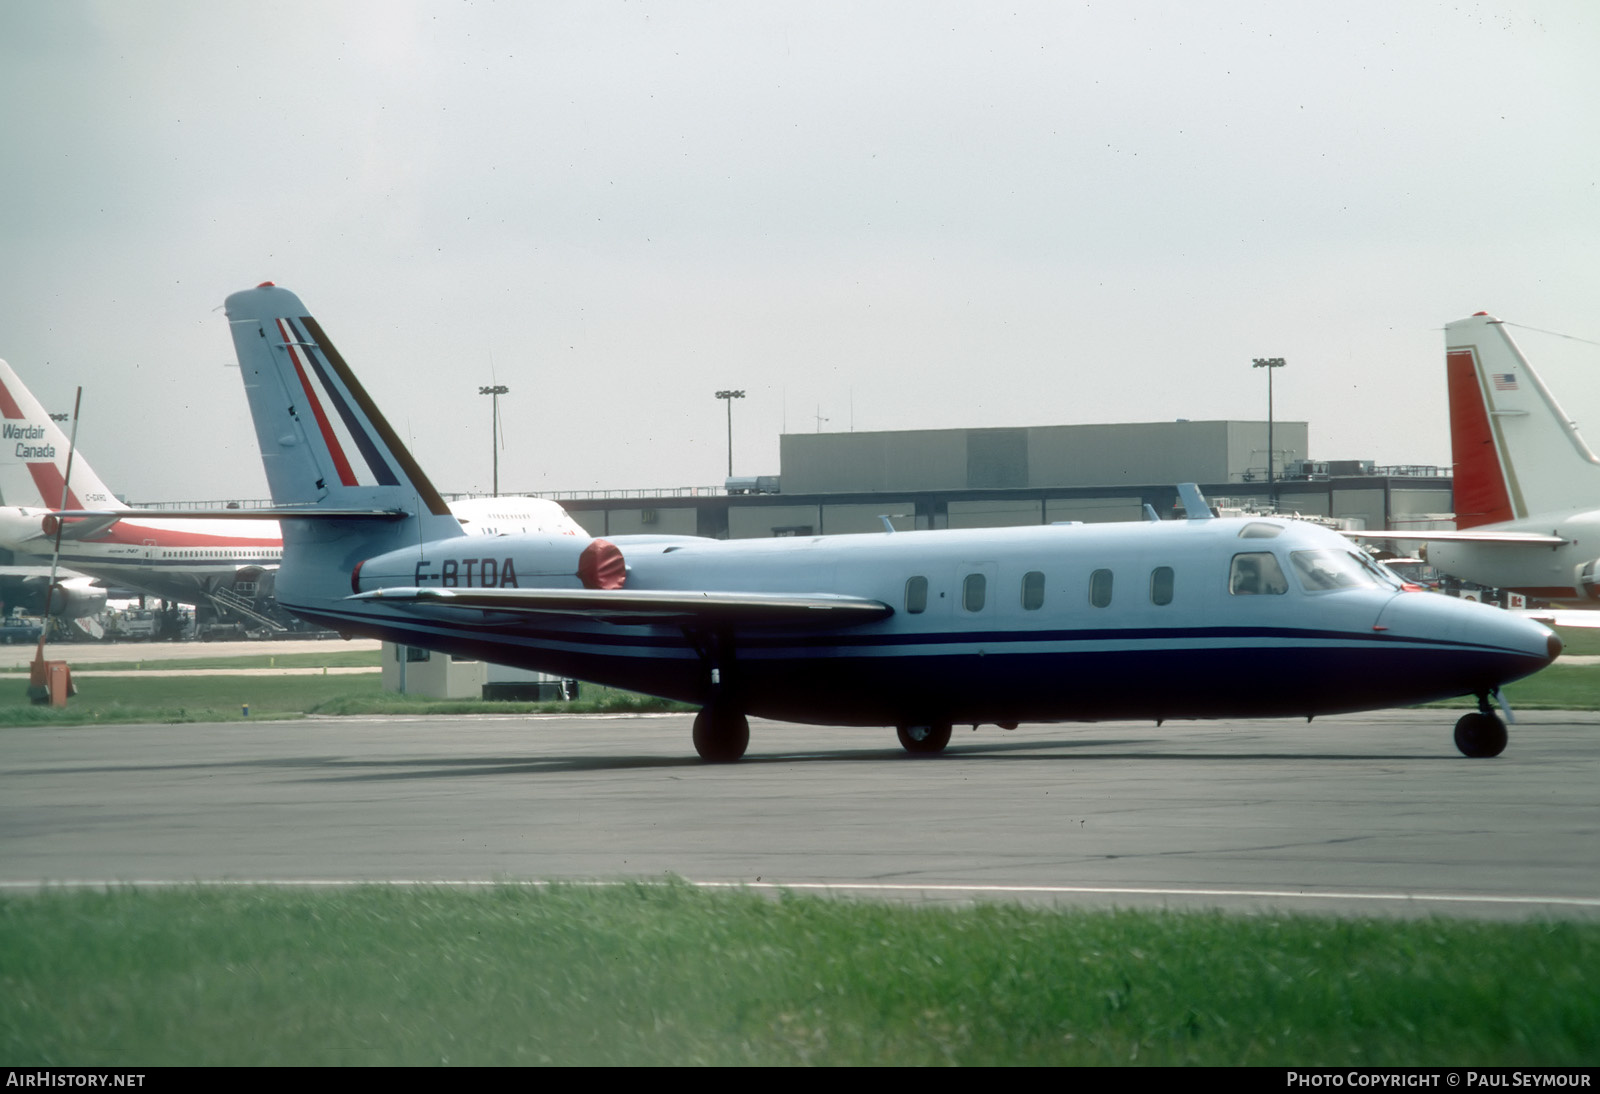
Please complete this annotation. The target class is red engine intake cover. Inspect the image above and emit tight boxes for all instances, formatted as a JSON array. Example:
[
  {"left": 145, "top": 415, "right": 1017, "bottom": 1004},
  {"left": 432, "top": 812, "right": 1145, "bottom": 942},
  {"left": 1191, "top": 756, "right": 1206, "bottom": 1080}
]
[{"left": 577, "top": 539, "right": 626, "bottom": 590}]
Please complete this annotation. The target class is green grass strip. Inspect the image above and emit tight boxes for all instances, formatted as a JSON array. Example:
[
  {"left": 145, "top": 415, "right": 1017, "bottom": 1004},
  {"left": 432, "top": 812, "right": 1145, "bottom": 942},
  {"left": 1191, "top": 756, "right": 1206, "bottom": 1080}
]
[
  {"left": 1431, "top": 663, "right": 1600, "bottom": 710},
  {"left": 3, "top": 648, "right": 385, "bottom": 673},
  {"left": 2, "top": 883, "right": 1596, "bottom": 1066},
  {"left": 1551, "top": 626, "right": 1600, "bottom": 658}
]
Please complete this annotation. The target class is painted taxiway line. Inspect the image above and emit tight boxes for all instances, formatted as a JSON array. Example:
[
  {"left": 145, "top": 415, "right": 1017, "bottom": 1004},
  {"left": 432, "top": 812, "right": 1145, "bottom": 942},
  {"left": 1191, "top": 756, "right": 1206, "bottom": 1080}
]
[{"left": 2, "top": 878, "right": 1596, "bottom": 910}]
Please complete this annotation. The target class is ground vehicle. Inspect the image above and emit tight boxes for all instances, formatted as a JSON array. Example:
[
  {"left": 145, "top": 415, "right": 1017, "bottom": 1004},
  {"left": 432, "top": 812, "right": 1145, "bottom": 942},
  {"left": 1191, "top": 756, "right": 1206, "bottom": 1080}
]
[{"left": 0, "top": 615, "right": 44, "bottom": 644}]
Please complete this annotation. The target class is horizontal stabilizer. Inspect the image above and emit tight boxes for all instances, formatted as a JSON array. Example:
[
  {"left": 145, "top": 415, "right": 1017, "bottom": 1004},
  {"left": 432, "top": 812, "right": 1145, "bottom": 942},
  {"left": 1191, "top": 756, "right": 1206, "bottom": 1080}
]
[
  {"left": 23, "top": 513, "right": 124, "bottom": 541},
  {"left": 351, "top": 586, "right": 895, "bottom": 627},
  {"left": 1346, "top": 529, "right": 1567, "bottom": 546}
]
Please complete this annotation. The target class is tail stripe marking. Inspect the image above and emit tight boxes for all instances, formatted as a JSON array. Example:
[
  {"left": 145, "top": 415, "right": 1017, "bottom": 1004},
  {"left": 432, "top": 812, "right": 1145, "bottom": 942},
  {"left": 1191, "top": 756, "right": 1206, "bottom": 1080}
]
[
  {"left": 299, "top": 315, "right": 453, "bottom": 516},
  {"left": 26, "top": 462, "right": 82, "bottom": 511},
  {"left": 277, "top": 318, "right": 360, "bottom": 487},
  {"left": 283, "top": 318, "right": 400, "bottom": 488},
  {"left": 0, "top": 376, "right": 25, "bottom": 419},
  {"left": 0, "top": 372, "right": 76, "bottom": 504}
]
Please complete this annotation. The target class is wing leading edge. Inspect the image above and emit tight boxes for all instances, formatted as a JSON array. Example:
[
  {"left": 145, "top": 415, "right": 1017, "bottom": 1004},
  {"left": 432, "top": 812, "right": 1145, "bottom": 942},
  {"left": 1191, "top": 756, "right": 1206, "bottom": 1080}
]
[{"left": 1347, "top": 529, "right": 1567, "bottom": 546}]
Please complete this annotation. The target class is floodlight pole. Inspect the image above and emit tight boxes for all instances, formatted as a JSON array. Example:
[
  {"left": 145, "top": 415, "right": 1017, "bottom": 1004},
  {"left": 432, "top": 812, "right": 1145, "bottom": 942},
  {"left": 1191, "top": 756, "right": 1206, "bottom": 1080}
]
[
  {"left": 715, "top": 389, "right": 745, "bottom": 478},
  {"left": 478, "top": 385, "right": 508, "bottom": 497},
  {"left": 1252, "top": 357, "right": 1285, "bottom": 502}
]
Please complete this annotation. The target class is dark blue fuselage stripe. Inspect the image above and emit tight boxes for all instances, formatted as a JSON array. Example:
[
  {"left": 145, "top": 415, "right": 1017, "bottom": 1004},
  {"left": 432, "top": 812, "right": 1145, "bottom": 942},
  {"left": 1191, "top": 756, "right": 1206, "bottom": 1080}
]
[{"left": 286, "top": 318, "right": 400, "bottom": 487}]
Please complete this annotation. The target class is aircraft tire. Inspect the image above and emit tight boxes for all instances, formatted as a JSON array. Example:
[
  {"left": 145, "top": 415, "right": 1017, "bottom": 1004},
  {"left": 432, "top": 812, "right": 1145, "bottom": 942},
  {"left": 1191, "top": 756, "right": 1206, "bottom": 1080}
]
[
  {"left": 896, "top": 722, "right": 952, "bottom": 755},
  {"left": 693, "top": 707, "right": 749, "bottom": 763},
  {"left": 1453, "top": 712, "right": 1508, "bottom": 759}
]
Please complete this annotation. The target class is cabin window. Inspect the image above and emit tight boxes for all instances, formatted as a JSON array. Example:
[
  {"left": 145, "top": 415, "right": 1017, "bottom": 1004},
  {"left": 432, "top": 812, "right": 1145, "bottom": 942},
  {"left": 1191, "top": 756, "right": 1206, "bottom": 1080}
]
[
  {"left": 905, "top": 576, "right": 929, "bottom": 614},
  {"left": 1021, "top": 571, "right": 1045, "bottom": 611},
  {"left": 1150, "top": 566, "right": 1174, "bottom": 606},
  {"left": 1291, "top": 549, "right": 1380, "bottom": 591},
  {"left": 1089, "top": 568, "right": 1113, "bottom": 608},
  {"left": 1229, "top": 552, "right": 1289, "bottom": 595},
  {"left": 963, "top": 573, "right": 987, "bottom": 612}
]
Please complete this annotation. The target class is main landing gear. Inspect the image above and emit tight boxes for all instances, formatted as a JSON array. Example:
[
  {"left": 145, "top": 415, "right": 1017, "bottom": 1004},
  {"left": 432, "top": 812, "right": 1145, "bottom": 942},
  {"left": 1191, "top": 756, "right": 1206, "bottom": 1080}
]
[
  {"left": 693, "top": 706, "right": 749, "bottom": 763},
  {"left": 896, "top": 722, "right": 952, "bottom": 755},
  {"left": 1454, "top": 694, "right": 1508, "bottom": 759}
]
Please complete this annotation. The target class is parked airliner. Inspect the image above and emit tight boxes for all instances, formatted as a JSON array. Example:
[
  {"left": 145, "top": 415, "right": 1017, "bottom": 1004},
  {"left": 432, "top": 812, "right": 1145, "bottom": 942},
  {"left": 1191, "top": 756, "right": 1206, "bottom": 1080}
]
[
  {"left": 190, "top": 283, "right": 1561, "bottom": 761},
  {"left": 1352, "top": 315, "right": 1600, "bottom": 607},
  {"left": 0, "top": 358, "right": 584, "bottom": 622}
]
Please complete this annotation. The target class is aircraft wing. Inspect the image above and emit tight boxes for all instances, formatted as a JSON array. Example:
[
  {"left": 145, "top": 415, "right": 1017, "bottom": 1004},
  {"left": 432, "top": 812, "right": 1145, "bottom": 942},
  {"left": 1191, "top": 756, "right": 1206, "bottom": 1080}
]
[
  {"left": 351, "top": 586, "right": 895, "bottom": 627},
  {"left": 1346, "top": 529, "right": 1567, "bottom": 545},
  {"left": 1516, "top": 608, "right": 1600, "bottom": 630},
  {"left": 12, "top": 513, "right": 124, "bottom": 541},
  {"left": 0, "top": 563, "right": 88, "bottom": 580}
]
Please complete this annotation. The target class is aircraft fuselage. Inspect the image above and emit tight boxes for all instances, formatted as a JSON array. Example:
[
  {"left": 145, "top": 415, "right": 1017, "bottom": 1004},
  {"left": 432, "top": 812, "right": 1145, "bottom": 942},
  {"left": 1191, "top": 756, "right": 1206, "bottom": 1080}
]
[{"left": 278, "top": 516, "right": 1557, "bottom": 727}]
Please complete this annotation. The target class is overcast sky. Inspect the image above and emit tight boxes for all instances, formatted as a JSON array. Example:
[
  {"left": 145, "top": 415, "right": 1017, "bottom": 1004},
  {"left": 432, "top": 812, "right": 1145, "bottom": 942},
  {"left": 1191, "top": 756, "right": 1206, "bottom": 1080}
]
[{"left": 1, "top": 0, "right": 1597, "bottom": 502}]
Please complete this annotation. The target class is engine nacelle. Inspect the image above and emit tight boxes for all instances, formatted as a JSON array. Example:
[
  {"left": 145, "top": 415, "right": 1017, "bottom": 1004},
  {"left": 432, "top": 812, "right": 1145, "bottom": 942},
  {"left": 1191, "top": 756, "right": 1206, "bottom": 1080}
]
[
  {"left": 351, "top": 535, "right": 624, "bottom": 594},
  {"left": 227, "top": 565, "right": 276, "bottom": 601},
  {"left": 1579, "top": 559, "right": 1600, "bottom": 602},
  {"left": 17, "top": 575, "right": 108, "bottom": 620}
]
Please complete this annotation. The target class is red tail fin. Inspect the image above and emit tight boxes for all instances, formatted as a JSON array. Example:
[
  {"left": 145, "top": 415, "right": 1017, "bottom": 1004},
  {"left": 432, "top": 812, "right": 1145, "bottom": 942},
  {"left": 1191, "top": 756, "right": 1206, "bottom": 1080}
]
[{"left": 1447, "top": 347, "right": 1513, "bottom": 528}]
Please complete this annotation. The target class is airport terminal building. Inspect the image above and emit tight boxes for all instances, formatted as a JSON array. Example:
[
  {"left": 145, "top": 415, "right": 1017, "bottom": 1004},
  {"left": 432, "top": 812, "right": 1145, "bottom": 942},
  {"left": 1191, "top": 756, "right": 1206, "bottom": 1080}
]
[{"left": 551, "top": 420, "right": 1454, "bottom": 540}]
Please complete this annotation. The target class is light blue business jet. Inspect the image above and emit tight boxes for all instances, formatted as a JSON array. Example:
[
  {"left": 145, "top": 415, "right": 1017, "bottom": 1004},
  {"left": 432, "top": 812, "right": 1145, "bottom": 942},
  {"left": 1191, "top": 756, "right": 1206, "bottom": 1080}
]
[{"left": 174, "top": 284, "right": 1560, "bottom": 762}]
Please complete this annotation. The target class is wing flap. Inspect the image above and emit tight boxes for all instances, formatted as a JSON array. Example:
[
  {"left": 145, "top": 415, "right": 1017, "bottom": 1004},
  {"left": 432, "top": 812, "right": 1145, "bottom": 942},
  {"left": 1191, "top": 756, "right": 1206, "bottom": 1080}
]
[{"left": 350, "top": 586, "right": 895, "bottom": 627}]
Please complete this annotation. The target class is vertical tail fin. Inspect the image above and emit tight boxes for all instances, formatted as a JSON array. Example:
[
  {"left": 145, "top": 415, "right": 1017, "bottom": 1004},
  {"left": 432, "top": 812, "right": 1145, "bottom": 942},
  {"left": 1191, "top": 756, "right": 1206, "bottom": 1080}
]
[
  {"left": 223, "top": 284, "right": 463, "bottom": 605},
  {"left": 0, "top": 359, "right": 123, "bottom": 511},
  {"left": 224, "top": 284, "right": 457, "bottom": 524},
  {"left": 1445, "top": 314, "right": 1600, "bottom": 527}
]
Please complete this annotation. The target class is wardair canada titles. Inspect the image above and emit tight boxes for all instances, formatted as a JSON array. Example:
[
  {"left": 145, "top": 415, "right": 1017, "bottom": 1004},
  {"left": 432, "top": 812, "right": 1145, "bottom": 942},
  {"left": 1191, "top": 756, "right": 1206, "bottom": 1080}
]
[{"left": 2, "top": 421, "right": 54, "bottom": 459}]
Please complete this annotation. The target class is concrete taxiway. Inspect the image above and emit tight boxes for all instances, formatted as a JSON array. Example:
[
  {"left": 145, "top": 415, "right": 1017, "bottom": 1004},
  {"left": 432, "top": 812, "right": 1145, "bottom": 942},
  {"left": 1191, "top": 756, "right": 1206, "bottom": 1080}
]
[{"left": 2, "top": 709, "right": 1596, "bottom": 918}]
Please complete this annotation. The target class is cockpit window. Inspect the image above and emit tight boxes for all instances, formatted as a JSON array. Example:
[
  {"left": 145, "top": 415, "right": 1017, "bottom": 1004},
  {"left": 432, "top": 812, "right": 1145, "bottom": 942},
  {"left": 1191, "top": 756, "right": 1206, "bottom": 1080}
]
[
  {"left": 1229, "top": 552, "right": 1289, "bottom": 596},
  {"left": 1238, "top": 522, "right": 1284, "bottom": 539},
  {"left": 1291, "top": 549, "right": 1382, "bottom": 592}
]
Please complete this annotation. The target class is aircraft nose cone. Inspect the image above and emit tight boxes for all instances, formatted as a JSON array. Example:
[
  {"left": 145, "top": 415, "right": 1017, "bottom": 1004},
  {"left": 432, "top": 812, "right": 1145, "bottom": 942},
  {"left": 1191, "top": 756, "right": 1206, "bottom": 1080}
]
[{"left": 1374, "top": 591, "right": 1560, "bottom": 683}]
